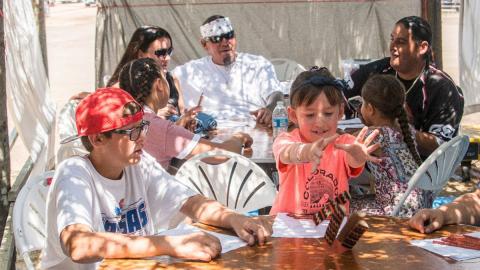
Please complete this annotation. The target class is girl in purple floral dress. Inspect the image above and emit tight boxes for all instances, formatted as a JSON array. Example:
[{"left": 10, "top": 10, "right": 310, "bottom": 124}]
[{"left": 350, "top": 75, "right": 432, "bottom": 217}]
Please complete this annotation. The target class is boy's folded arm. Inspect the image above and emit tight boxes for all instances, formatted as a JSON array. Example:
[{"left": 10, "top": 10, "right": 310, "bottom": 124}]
[{"left": 60, "top": 223, "right": 173, "bottom": 263}]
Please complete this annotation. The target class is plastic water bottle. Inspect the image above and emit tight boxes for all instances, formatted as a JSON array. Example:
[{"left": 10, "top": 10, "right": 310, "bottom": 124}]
[{"left": 272, "top": 101, "right": 288, "bottom": 138}]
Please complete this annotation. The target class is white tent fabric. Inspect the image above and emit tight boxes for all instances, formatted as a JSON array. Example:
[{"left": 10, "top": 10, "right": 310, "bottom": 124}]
[
  {"left": 96, "top": 0, "right": 420, "bottom": 87},
  {"left": 5, "top": 1, "right": 56, "bottom": 166},
  {"left": 460, "top": 0, "right": 480, "bottom": 115}
]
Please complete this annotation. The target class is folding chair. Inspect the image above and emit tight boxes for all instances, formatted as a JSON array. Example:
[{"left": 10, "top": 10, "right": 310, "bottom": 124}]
[
  {"left": 12, "top": 171, "right": 55, "bottom": 270},
  {"left": 392, "top": 135, "right": 469, "bottom": 216},
  {"left": 271, "top": 58, "right": 306, "bottom": 82},
  {"left": 56, "top": 99, "right": 87, "bottom": 164},
  {"left": 175, "top": 150, "right": 277, "bottom": 213}
]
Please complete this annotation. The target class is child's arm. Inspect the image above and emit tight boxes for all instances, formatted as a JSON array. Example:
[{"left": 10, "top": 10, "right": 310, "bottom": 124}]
[
  {"left": 335, "top": 127, "right": 382, "bottom": 168},
  {"left": 60, "top": 223, "right": 221, "bottom": 263},
  {"left": 278, "top": 134, "right": 339, "bottom": 164}
]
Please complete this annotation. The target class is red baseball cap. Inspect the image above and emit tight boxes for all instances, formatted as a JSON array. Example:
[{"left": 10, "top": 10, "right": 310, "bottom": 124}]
[{"left": 61, "top": 87, "right": 143, "bottom": 144}]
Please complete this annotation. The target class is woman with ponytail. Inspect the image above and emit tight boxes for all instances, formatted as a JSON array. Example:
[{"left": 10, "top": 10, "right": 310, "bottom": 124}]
[{"left": 350, "top": 74, "right": 432, "bottom": 217}]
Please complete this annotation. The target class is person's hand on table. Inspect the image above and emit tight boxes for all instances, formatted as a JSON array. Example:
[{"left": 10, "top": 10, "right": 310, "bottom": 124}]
[
  {"left": 408, "top": 208, "right": 445, "bottom": 234},
  {"left": 176, "top": 106, "right": 201, "bottom": 132},
  {"left": 165, "top": 231, "right": 221, "bottom": 261},
  {"left": 250, "top": 107, "right": 273, "bottom": 128},
  {"left": 232, "top": 132, "right": 253, "bottom": 148},
  {"left": 228, "top": 214, "right": 272, "bottom": 246}
]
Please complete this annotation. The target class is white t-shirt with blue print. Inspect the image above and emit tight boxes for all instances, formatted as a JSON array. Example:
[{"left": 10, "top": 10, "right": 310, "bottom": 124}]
[{"left": 41, "top": 152, "right": 196, "bottom": 270}]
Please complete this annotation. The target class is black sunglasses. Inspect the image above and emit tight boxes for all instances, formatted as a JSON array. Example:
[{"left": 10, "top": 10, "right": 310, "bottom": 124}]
[
  {"left": 154, "top": 47, "right": 174, "bottom": 58},
  {"left": 206, "top": 31, "right": 235, "bottom": 44},
  {"left": 112, "top": 120, "right": 150, "bottom": 141}
]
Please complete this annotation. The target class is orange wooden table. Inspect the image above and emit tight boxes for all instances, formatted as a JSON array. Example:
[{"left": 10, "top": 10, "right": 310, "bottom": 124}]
[{"left": 99, "top": 216, "right": 480, "bottom": 270}]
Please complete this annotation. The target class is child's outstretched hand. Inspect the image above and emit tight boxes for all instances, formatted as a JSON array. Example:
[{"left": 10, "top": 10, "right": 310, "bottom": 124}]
[
  {"left": 302, "top": 134, "right": 339, "bottom": 171},
  {"left": 335, "top": 127, "right": 381, "bottom": 168}
]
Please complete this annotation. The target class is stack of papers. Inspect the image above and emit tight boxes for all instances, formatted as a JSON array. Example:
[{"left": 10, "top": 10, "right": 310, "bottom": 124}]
[
  {"left": 272, "top": 213, "right": 346, "bottom": 238},
  {"left": 410, "top": 231, "right": 480, "bottom": 261}
]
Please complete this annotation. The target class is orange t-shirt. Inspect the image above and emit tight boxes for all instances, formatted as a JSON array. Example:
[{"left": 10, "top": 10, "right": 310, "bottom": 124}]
[{"left": 270, "top": 129, "right": 363, "bottom": 215}]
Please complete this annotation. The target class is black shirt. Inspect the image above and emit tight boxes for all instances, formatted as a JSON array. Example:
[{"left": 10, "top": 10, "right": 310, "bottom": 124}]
[
  {"left": 166, "top": 72, "right": 180, "bottom": 114},
  {"left": 344, "top": 57, "right": 464, "bottom": 143}
]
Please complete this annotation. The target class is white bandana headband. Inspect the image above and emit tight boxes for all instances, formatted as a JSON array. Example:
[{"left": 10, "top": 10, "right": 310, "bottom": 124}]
[{"left": 200, "top": 17, "right": 234, "bottom": 39}]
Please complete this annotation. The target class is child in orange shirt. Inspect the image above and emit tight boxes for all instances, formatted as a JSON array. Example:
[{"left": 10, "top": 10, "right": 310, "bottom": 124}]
[{"left": 270, "top": 67, "right": 381, "bottom": 215}]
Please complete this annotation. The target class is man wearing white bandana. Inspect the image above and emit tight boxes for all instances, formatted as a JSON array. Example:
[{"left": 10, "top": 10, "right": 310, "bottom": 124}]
[{"left": 172, "top": 15, "right": 284, "bottom": 126}]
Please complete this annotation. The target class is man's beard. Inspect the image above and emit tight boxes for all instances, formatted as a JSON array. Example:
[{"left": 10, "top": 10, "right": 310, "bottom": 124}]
[{"left": 222, "top": 53, "right": 235, "bottom": 66}]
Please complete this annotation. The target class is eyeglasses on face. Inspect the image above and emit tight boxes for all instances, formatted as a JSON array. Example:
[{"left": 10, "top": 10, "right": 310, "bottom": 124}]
[
  {"left": 205, "top": 31, "right": 235, "bottom": 44},
  {"left": 112, "top": 120, "right": 150, "bottom": 141},
  {"left": 154, "top": 47, "right": 174, "bottom": 58}
]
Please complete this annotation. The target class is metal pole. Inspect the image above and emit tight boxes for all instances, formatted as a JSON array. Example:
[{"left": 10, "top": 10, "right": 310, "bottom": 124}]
[
  {"left": 0, "top": 0, "right": 11, "bottom": 216},
  {"left": 422, "top": 0, "right": 443, "bottom": 69},
  {"left": 38, "top": 0, "right": 49, "bottom": 77}
]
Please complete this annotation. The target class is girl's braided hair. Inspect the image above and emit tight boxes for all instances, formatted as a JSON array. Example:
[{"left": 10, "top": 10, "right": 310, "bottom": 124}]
[
  {"left": 118, "top": 58, "right": 164, "bottom": 105},
  {"left": 361, "top": 74, "right": 422, "bottom": 166}
]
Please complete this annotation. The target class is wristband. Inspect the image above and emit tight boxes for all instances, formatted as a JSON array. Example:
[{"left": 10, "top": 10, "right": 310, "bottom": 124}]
[{"left": 296, "top": 143, "right": 305, "bottom": 162}]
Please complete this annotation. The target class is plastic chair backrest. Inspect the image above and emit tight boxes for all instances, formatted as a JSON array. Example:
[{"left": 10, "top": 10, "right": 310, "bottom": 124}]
[
  {"left": 175, "top": 150, "right": 277, "bottom": 213},
  {"left": 13, "top": 170, "right": 55, "bottom": 270},
  {"left": 56, "top": 100, "right": 88, "bottom": 164},
  {"left": 392, "top": 135, "right": 469, "bottom": 216},
  {"left": 271, "top": 58, "right": 306, "bottom": 82}
]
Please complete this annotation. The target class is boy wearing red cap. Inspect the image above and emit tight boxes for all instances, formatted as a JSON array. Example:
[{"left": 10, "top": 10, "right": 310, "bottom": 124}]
[{"left": 41, "top": 88, "right": 271, "bottom": 269}]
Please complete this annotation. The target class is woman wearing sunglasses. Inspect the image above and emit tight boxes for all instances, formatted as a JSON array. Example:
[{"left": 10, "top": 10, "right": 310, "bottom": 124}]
[{"left": 106, "top": 26, "right": 198, "bottom": 131}]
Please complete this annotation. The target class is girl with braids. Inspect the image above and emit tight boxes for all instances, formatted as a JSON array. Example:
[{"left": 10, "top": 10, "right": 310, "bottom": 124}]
[
  {"left": 118, "top": 58, "right": 253, "bottom": 170},
  {"left": 350, "top": 74, "right": 432, "bottom": 217}
]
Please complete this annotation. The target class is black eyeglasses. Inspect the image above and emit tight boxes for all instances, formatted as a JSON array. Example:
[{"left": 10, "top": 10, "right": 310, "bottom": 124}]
[
  {"left": 154, "top": 47, "right": 174, "bottom": 58},
  {"left": 205, "top": 31, "right": 235, "bottom": 44},
  {"left": 112, "top": 120, "right": 150, "bottom": 141}
]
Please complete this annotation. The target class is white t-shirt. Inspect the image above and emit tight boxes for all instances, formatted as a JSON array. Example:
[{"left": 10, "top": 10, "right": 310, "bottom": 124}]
[
  {"left": 172, "top": 53, "right": 283, "bottom": 120},
  {"left": 41, "top": 153, "right": 196, "bottom": 270}
]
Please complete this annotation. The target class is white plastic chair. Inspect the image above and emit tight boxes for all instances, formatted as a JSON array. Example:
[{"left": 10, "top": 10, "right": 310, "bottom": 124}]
[
  {"left": 13, "top": 170, "right": 55, "bottom": 270},
  {"left": 271, "top": 58, "right": 306, "bottom": 82},
  {"left": 175, "top": 150, "right": 277, "bottom": 213},
  {"left": 56, "top": 99, "right": 88, "bottom": 164},
  {"left": 392, "top": 135, "right": 469, "bottom": 216}
]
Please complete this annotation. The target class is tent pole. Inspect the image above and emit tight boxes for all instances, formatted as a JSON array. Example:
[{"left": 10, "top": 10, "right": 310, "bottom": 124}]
[
  {"left": 422, "top": 0, "right": 443, "bottom": 69},
  {"left": 0, "top": 0, "right": 11, "bottom": 220},
  {"left": 37, "top": 0, "right": 49, "bottom": 77}
]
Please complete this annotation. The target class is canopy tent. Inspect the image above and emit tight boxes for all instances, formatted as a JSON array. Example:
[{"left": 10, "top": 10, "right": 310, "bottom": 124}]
[
  {"left": 460, "top": 0, "right": 480, "bottom": 115},
  {"left": 95, "top": 0, "right": 421, "bottom": 87},
  {"left": 5, "top": 0, "right": 56, "bottom": 169}
]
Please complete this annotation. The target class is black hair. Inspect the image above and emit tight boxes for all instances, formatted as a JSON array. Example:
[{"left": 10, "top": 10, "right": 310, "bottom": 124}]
[
  {"left": 118, "top": 58, "right": 165, "bottom": 105},
  {"left": 361, "top": 74, "right": 422, "bottom": 166},
  {"left": 108, "top": 26, "right": 172, "bottom": 87},
  {"left": 290, "top": 67, "right": 346, "bottom": 109},
  {"left": 396, "top": 16, "right": 433, "bottom": 65}
]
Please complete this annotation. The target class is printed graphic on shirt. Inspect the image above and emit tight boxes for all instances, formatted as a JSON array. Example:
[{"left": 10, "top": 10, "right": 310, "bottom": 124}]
[
  {"left": 102, "top": 199, "right": 148, "bottom": 235},
  {"left": 429, "top": 124, "right": 455, "bottom": 140},
  {"left": 302, "top": 168, "right": 339, "bottom": 214}
]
